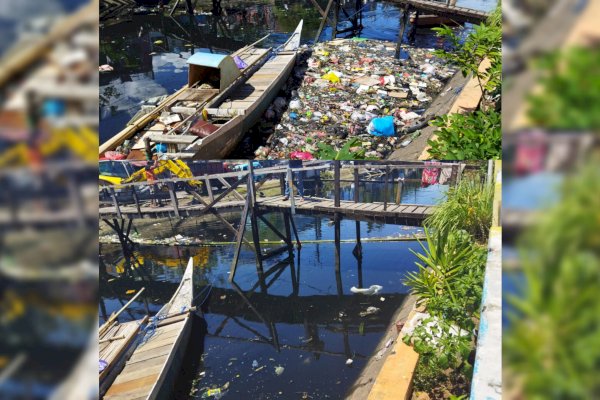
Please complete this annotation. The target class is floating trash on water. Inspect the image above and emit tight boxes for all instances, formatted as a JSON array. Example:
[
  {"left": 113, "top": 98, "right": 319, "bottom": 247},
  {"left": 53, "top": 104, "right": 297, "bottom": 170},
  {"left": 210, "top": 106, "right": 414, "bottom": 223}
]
[
  {"left": 275, "top": 365, "right": 285, "bottom": 375},
  {"left": 252, "top": 360, "right": 259, "bottom": 369},
  {"left": 359, "top": 306, "right": 381, "bottom": 317},
  {"left": 380, "top": 297, "right": 386, "bottom": 302},
  {"left": 350, "top": 285, "right": 383, "bottom": 295},
  {"left": 345, "top": 358, "right": 353, "bottom": 366},
  {"left": 257, "top": 39, "right": 456, "bottom": 160}
]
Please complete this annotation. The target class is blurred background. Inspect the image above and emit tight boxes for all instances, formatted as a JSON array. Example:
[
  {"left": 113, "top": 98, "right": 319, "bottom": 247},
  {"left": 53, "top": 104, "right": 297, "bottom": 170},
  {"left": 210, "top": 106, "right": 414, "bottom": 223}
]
[
  {"left": 502, "top": 0, "right": 600, "bottom": 398},
  {"left": 0, "top": 0, "right": 98, "bottom": 399},
  {"left": 2, "top": 0, "right": 600, "bottom": 398}
]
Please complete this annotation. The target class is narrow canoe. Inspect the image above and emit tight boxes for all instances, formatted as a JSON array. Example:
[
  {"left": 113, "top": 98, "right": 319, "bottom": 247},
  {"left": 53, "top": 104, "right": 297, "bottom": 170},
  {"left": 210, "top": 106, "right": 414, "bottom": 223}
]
[
  {"left": 188, "top": 20, "right": 304, "bottom": 159},
  {"left": 103, "top": 257, "right": 196, "bottom": 400},
  {"left": 99, "top": 43, "right": 272, "bottom": 157},
  {"left": 99, "top": 316, "right": 148, "bottom": 397}
]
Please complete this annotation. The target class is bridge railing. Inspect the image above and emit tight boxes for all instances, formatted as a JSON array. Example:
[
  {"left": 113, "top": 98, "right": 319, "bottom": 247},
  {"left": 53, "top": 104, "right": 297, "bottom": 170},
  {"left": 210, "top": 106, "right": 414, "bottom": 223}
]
[
  {"left": 98, "top": 160, "right": 468, "bottom": 219},
  {"left": 0, "top": 162, "right": 97, "bottom": 229}
]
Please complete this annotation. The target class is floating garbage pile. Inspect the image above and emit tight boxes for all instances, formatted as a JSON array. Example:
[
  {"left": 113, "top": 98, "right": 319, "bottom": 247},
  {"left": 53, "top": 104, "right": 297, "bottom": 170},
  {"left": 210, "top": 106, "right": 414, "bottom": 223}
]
[{"left": 254, "top": 38, "right": 457, "bottom": 160}]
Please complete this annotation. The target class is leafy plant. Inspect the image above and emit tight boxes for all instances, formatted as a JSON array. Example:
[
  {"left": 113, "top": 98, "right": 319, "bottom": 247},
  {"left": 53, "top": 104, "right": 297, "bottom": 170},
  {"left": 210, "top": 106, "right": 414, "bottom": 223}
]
[
  {"left": 314, "top": 138, "right": 376, "bottom": 160},
  {"left": 404, "top": 316, "right": 474, "bottom": 394},
  {"left": 433, "top": 15, "right": 502, "bottom": 100},
  {"left": 404, "top": 228, "right": 477, "bottom": 306},
  {"left": 505, "top": 161, "right": 600, "bottom": 398},
  {"left": 427, "top": 109, "right": 501, "bottom": 160},
  {"left": 527, "top": 46, "right": 600, "bottom": 131},
  {"left": 425, "top": 177, "right": 494, "bottom": 243}
]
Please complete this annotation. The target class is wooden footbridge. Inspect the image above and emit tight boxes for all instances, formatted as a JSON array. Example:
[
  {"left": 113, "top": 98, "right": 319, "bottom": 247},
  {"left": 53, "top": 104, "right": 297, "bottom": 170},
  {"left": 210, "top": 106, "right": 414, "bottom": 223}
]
[
  {"left": 0, "top": 162, "right": 97, "bottom": 230},
  {"left": 98, "top": 161, "right": 459, "bottom": 224},
  {"left": 100, "top": 160, "right": 468, "bottom": 285},
  {"left": 390, "top": 0, "right": 490, "bottom": 25}
]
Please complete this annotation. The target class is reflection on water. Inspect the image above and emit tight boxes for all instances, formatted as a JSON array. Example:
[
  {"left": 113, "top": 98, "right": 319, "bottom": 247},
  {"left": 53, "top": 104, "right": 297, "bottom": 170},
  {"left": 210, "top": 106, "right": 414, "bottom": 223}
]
[
  {"left": 99, "top": 177, "right": 447, "bottom": 397},
  {"left": 99, "top": 0, "right": 496, "bottom": 144},
  {"left": 100, "top": 211, "right": 429, "bottom": 398}
]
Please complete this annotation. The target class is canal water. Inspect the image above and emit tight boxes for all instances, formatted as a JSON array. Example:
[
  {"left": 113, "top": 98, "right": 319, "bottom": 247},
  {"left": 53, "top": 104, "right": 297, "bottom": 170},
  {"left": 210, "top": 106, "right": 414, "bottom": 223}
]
[
  {"left": 99, "top": 182, "right": 447, "bottom": 399},
  {"left": 99, "top": 0, "right": 497, "bottom": 147}
]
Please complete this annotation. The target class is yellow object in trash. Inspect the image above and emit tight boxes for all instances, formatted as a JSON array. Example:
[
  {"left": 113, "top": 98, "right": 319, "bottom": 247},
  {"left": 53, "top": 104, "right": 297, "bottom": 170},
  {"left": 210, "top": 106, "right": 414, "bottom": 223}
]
[
  {"left": 126, "top": 289, "right": 136, "bottom": 295},
  {"left": 321, "top": 71, "right": 341, "bottom": 83}
]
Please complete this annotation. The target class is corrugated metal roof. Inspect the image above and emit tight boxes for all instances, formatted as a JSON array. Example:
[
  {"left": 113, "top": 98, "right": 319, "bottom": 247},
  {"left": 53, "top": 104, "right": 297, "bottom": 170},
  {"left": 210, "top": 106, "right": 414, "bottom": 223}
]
[{"left": 186, "top": 53, "right": 228, "bottom": 68}]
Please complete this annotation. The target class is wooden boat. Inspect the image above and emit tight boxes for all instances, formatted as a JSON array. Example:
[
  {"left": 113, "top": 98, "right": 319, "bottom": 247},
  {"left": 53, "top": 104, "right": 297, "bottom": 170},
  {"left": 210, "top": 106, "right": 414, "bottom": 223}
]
[
  {"left": 187, "top": 19, "right": 303, "bottom": 159},
  {"left": 99, "top": 316, "right": 149, "bottom": 396},
  {"left": 103, "top": 258, "right": 196, "bottom": 400},
  {"left": 99, "top": 20, "right": 303, "bottom": 160}
]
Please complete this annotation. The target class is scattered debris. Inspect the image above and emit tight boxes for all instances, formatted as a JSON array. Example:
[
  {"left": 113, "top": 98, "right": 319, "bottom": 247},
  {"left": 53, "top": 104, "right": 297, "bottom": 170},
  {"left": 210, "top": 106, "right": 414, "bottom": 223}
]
[
  {"left": 345, "top": 358, "right": 354, "bottom": 366},
  {"left": 359, "top": 306, "right": 381, "bottom": 317},
  {"left": 275, "top": 365, "right": 285, "bottom": 376},
  {"left": 350, "top": 285, "right": 383, "bottom": 295},
  {"left": 255, "top": 39, "right": 456, "bottom": 159}
]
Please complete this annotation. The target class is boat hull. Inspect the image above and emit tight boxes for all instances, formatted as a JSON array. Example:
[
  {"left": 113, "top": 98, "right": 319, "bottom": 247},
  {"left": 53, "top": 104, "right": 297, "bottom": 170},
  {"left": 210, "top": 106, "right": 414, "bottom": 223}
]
[{"left": 193, "top": 52, "right": 298, "bottom": 159}]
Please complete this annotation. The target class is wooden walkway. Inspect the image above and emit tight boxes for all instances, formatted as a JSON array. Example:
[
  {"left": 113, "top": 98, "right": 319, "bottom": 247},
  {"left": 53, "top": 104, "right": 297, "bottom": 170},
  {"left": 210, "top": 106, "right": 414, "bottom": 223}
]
[
  {"left": 389, "top": 0, "right": 490, "bottom": 24},
  {"left": 100, "top": 194, "right": 434, "bottom": 225},
  {"left": 257, "top": 195, "right": 434, "bottom": 224}
]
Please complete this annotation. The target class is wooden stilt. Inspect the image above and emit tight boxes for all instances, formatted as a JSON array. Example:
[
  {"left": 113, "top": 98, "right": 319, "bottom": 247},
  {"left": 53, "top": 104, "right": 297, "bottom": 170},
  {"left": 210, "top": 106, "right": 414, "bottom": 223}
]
[
  {"left": 332, "top": 0, "right": 340, "bottom": 40},
  {"left": 314, "top": 0, "right": 335, "bottom": 43},
  {"left": 395, "top": 6, "right": 410, "bottom": 58}
]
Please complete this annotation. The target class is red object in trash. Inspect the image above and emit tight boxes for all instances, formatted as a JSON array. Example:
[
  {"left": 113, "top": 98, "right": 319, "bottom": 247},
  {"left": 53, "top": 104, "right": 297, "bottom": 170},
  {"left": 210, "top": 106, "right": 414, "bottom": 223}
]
[
  {"left": 290, "top": 151, "right": 314, "bottom": 160},
  {"left": 104, "top": 151, "right": 126, "bottom": 160},
  {"left": 395, "top": 321, "right": 405, "bottom": 333}
]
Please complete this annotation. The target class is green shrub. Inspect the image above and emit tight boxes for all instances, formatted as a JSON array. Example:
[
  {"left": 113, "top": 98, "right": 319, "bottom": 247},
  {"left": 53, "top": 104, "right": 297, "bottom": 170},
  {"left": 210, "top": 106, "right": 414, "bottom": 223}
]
[
  {"left": 403, "top": 228, "right": 486, "bottom": 396},
  {"left": 425, "top": 177, "right": 494, "bottom": 243},
  {"left": 528, "top": 47, "right": 600, "bottom": 131},
  {"left": 427, "top": 110, "right": 501, "bottom": 160}
]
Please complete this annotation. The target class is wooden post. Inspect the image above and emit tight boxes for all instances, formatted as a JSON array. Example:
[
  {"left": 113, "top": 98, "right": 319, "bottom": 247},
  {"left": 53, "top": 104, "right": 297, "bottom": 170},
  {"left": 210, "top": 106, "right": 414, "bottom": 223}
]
[
  {"left": 283, "top": 210, "right": 294, "bottom": 254},
  {"left": 486, "top": 160, "right": 494, "bottom": 187},
  {"left": 185, "top": 0, "right": 194, "bottom": 14},
  {"left": 334, "top": 161, "right": 340, "bottom": 208},
  {"left": 395, "top": 6, "right": 409, "bottom": 58},
  {"left": 332, "top": 0, "right": 340, "bottom": 40},
  {"left": 279, "top": 173, "right": 285, "bottom": 196},
  {"left": 287, "top": 166, "right": 295, "bottom": 214},
  {"left": 353, "top": 220, "right": 362, "bottom": 259},
  {"left": 383, "top": 165, "right": 389, "bottom": 211},
  {"left": 248, "top": 179, "right": 264, "bottom": 275},
  {"left": 167, "top": 182, "right": 180, "bottom": 217},
  {"left": 353, "top": 166, "right": 359, "bottom": 203},
  {"left": 314, "top": 0, "right": 335, "bottom": 43},
  {"left": 131, "top": 186, "right": 142, "bottom": 218},
  {"left": 204, "top": 177, "right": 214, "bottom": 202},
  {"left": 68, "top": 174, "right": 85, "bottom": 226},
  {"left": 395, "top": 177, "right": 404, "bottom": 205},
  {"left": 449, "top": 164, "right": 460, "bottom": 186},
  {"left": 334, "top": 213, "right": 341, "bottom": 273},
  {"left": 228, "top": 191, "right": 251, "bottom": 282},
  {"left": 109, "top": 186, "right": 122, "bottom": 220},
  {"left": 248, "top": 162, "right": 257, "bottom": 204}
]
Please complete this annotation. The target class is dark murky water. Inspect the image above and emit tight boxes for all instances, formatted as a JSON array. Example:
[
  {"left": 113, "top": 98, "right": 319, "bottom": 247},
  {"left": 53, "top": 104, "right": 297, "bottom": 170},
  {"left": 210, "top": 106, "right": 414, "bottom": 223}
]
[
  {"left": 100, "top": 182, "right": 447, "bottom": 399},
  {"left": 99, "top": 0, "right": 497, "bottom": 147}
]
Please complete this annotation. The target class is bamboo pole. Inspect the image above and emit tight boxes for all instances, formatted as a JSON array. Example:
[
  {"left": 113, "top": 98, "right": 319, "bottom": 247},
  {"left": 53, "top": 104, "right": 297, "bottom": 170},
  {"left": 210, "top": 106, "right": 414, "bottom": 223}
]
[{"left": 99, "top": 287, "right": 146, "bottom": 336}]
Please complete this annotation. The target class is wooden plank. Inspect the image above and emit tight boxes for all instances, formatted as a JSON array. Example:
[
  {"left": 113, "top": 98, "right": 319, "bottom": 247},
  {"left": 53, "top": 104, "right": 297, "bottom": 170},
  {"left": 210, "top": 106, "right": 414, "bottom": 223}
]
[
  {"left": 402, "top": 205, "right": 418, "bottom": 214},
  {"left": 146, "top": 134, "right": 198, "bottom": 144},
  {"left": 113, "top": 363, "right": 164, "bottom": 387},
  {"left": 128, "top": 343, "right": 174, "bottom": 365},
  {"left": 105, "top": 374, "right": 158, "bottom": 398}
]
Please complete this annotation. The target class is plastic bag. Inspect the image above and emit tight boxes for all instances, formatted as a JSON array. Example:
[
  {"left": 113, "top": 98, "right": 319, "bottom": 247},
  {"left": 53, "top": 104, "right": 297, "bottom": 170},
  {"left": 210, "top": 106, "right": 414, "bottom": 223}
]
[
  {"left": 233, "top": 56, "right": 248, "bottom": 69},
  {"left": 321, "top": 71, "right": 341, "bottom": 83},
  {"left": 367, "top": 116, "right": 395, "bottom": 137}
]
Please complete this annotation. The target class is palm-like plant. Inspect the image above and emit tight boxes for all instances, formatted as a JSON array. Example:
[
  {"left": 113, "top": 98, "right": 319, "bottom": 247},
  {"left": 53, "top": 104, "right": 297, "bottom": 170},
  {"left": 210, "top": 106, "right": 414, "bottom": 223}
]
[
  {"left": 425, "top": 178, "right": 494, "bottom": 243},
  {"left": 404, "top": 228, "right": 476, "bottom": 306}
]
